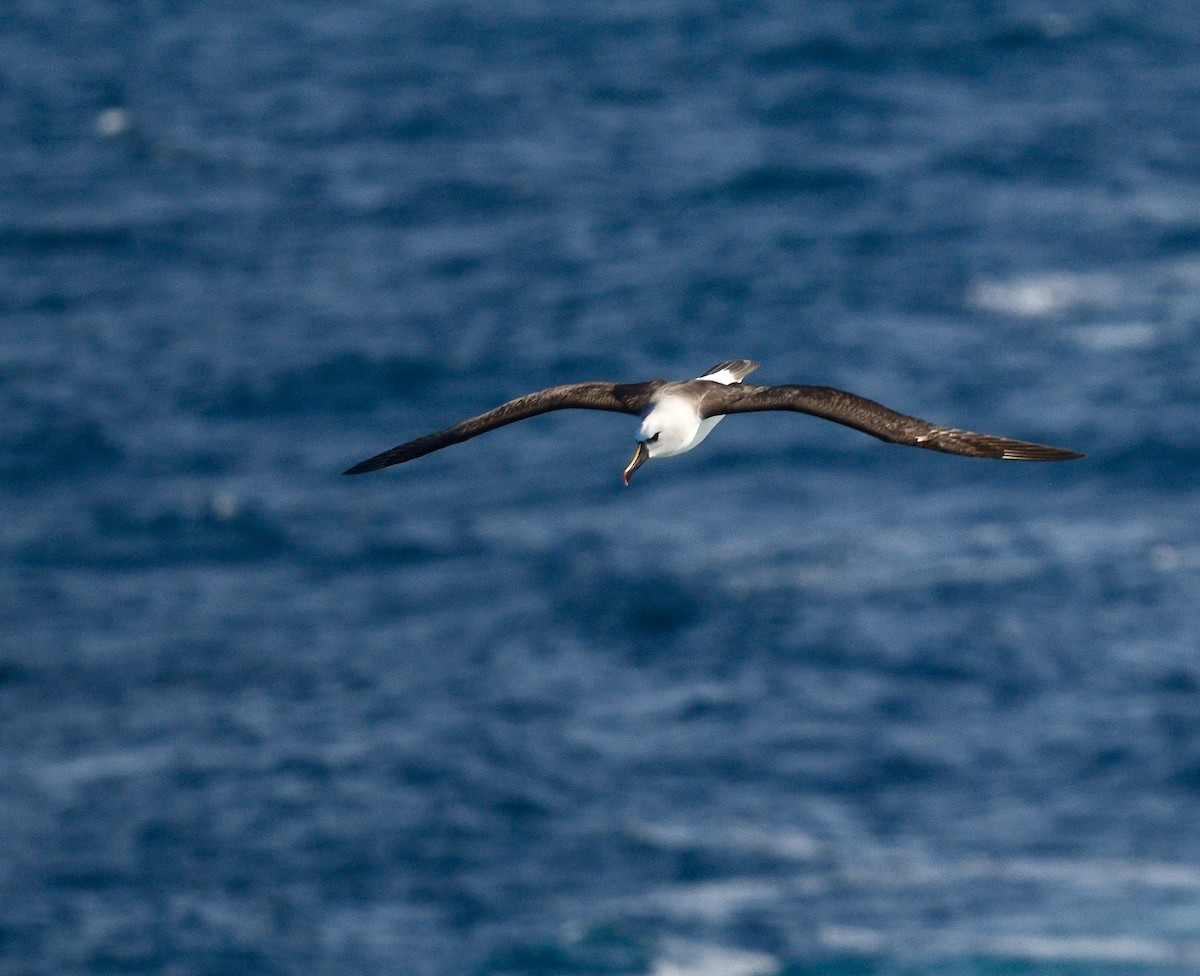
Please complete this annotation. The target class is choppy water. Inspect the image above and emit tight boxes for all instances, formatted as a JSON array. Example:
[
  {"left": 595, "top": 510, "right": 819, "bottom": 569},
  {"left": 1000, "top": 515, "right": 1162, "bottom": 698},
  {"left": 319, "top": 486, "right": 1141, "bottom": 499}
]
[{"left": 5, "top": 2, "right": 1200, "bottom": 974}]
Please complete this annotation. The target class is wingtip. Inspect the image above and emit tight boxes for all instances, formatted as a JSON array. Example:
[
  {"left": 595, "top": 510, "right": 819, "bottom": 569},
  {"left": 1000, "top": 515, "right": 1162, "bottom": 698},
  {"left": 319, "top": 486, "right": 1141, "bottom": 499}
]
[
  {"left": 342, "top": 458, "right": 382, "bottom": 475},
  {"left": 343, "top": 447, "right": 411, "bottom": 475},
  {"left": 1000, "top": 446, "right": 1086, "bottom": 461}
]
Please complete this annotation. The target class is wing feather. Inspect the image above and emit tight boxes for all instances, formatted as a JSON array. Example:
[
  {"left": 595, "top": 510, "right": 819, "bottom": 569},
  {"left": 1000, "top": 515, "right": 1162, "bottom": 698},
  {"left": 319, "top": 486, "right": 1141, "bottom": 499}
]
[
  {"left": 344, "top": 381, "right": 663, "bottom": 474},
  {"left": 701, "top": 384, "right": 1084, "bottom": 461}
]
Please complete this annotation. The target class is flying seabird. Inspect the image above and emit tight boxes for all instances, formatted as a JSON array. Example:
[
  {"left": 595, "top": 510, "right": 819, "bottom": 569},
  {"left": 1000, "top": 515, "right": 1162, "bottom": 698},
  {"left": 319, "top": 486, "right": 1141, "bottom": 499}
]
[{"left": 343, "top": 360, "right": 1083, "bottom": 483}]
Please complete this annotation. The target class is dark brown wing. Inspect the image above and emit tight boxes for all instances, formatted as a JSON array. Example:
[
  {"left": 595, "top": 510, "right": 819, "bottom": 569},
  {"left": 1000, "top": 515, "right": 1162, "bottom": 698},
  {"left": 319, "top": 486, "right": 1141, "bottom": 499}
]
[
  {"left": 700, "top": 384, "right": 1084, "bottom": 461},
  {"left": 343, "top": 380, "right": 663, "bottom": 474}
]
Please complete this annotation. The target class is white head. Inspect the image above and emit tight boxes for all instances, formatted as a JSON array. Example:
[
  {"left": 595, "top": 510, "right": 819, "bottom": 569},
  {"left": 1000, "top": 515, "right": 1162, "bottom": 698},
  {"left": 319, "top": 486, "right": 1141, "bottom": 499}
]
[{"left": 621, "top": 396, "right": 704, "bottom": 484}]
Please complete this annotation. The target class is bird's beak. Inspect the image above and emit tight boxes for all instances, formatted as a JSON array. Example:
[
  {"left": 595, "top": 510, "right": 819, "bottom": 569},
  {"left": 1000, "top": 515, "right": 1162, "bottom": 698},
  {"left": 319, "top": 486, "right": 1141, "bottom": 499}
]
[{"left": 622, "top": 441, "right": 650, "bottom": 486}]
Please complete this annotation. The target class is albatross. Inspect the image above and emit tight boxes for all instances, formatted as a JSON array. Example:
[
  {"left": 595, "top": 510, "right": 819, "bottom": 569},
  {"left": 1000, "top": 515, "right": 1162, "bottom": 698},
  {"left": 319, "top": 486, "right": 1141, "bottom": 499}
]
[{"left": 343, "top": 360, "right": 1083, "bottom": 483}]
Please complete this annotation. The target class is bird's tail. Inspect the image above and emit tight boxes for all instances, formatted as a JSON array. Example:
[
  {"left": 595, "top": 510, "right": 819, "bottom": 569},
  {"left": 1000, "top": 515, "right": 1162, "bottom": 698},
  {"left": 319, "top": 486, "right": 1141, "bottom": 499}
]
[{"left": 696, "top": 360, "right": 760, "bottom": 384}]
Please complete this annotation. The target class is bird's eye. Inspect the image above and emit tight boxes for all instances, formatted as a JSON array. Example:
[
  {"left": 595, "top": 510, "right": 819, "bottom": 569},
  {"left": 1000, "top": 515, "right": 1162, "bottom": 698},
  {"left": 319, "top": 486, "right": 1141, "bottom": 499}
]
[{"left": 647, "top": 432, "right": 660, "bottom": 443}]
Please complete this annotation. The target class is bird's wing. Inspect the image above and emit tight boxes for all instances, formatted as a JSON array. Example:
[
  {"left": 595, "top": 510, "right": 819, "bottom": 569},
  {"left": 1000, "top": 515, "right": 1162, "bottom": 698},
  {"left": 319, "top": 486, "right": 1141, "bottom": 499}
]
[
  {"left": 699, "top": 384, "right": 1084, "bottom": 461},
  {"left": 343, "top": 380, "right": 664, "bottom": 474}
]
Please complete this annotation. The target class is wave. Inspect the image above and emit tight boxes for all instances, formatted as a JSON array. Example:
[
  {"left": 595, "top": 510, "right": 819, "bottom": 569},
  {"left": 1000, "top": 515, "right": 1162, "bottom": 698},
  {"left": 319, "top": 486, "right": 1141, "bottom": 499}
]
[
  {"left": 693, "top": 163, "right": 871, "bottom": 204},
  {"left": 16, "top": 492, "right": 290, "bottom": 568},
  {"left": 649, "top": 938, "right": 778, "bottom": 976},
  {"left": 179, "top": 350, "right": 441, "bottom": 418},
  {"left": 968, "top": 254, "right": 1200, "bottom": 320},
  {"left": 0, "top": 407, "right": 122, "bottom": 486}
]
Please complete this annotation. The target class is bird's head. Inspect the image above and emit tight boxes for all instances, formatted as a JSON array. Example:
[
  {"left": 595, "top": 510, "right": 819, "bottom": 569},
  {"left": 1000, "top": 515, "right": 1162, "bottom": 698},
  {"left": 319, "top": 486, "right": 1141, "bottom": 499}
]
[
  {"left": 621, "top": 431, "right": 657, "bottom": 485},
  {"left": 621, "top": 400, "right": 699, "bottom": 485}
]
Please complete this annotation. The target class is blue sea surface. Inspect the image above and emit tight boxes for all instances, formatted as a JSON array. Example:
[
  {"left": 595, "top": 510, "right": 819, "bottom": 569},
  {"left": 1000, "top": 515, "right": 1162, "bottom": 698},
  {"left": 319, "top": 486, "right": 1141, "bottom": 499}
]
[{"left": 4, "top": 2, "right": 1200, "bottom": 974}]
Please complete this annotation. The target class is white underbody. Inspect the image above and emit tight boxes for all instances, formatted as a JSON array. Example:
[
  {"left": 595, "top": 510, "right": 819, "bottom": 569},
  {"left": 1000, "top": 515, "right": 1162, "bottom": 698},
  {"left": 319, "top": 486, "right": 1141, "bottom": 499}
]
[{"left": 637, "top": 365, "right": 744, "bottom": 459}]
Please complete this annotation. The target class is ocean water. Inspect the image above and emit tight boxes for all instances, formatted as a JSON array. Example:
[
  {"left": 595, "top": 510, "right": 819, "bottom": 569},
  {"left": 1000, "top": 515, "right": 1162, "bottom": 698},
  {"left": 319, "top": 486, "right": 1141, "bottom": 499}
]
[{"left": 4, "top": 2, "right": 1200, "bottom": 974}]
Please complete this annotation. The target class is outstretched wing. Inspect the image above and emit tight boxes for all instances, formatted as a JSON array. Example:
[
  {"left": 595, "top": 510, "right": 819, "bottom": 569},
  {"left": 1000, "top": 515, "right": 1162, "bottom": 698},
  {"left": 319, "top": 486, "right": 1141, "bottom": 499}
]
[
  {"left": 700, "top": 384, "right": 1084, "bottom": 461},
  {"left": 343, "top": 381, "right": 663, "bottom": 474}
]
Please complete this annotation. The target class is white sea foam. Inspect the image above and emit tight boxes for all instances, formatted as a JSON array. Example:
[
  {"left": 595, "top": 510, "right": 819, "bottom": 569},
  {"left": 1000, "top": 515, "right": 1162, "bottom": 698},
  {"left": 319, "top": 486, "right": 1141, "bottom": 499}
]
[
  {"left": 962, "top": 854, "right": 1200, "bottom": 892},
  {"left": 817, "top": 924, "right": 886, "bottom": 953},
  {"left": 630, "top": 819, "right": 821, "bottom": 861},
  {"left": 649, "top": 938, "right": 779, "bottom": 976},
  {"left": 1149, "top": 543, "right": 1200, "bottom": 572},
  {"left": 642, "top": 878, "right": 783, "bottom": 922},
  {"left": 969, "top": 252, "right": 1200, "bottom": 322},
  {"left": 836, "top": 847, "right": 1200, "bottom": 896},
  {"left": 987, "top": 933, "right": 1181, "bottom": 965},
  {"left": 967, "top": 272, "right": 1106, "bottom": 317},
  {"left": 36, "top": 744, "right": 178, "bottom": 791},
  {"left": 94, "top": 107, "right": 131, "bottom": 138},
  {"left": 1070, "top": 322, "right": 1158, "bottom": 351}
]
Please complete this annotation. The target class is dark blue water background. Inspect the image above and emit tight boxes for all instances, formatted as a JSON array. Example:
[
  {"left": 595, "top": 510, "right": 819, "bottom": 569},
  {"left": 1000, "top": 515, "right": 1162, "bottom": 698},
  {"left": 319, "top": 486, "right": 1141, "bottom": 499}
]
[{"left": 5, "top": 2, "right": 1200, "bottom": 973}]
